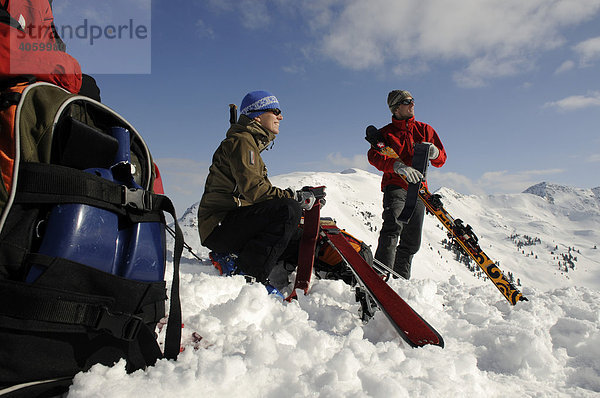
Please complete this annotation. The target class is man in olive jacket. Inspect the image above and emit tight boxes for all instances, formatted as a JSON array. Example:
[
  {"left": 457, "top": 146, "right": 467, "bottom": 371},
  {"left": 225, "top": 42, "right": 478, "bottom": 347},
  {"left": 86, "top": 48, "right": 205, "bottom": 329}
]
[{"left": 198, "top": 91, "right": 315, "bottom": 284}]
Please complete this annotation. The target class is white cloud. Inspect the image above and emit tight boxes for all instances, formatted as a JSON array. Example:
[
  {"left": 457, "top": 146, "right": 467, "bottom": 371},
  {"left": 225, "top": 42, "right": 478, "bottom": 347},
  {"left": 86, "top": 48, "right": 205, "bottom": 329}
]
[
  {"left": 555, "top": 60, "right": 575, "bottom": 74},
  {"left": 325, "top": 152, "right": 371, "bottom": 171},
  {"left": 211, "top": 0, "right": 600, "bottom": 86},
  {"left": 427, "top": 170, "right": 485, "bottom": 196},
  {"left": 453, "top": 55, "right": 535, "bottom": 88},
  {"left": 296, "top": 0, "right": 600, "bottom": 87},
  {"left": 573, "top": 36, "right": 600, "bottom": 66},
  {"left": 543, "top": 91, "right": 600, "bottom": 111},
  {"left": 429, "top": 168, "right": 564, "bottom": 195}
]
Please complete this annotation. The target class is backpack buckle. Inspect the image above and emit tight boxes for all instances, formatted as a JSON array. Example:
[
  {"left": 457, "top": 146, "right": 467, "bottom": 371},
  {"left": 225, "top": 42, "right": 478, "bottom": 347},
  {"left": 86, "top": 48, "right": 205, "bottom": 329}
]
[
  {"left": 121, "top": 186, "right": 153, "bottom": 211},
  {"left": 95, "top": 307, "right": 143, "bottom": 341}
]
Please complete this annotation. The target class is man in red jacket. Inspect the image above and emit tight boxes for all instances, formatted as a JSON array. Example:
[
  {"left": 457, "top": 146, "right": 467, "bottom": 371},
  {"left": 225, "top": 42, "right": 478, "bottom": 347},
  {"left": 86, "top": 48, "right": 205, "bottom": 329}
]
[{"left": 368, "top": 90, "right": 446, "bottom": 279}]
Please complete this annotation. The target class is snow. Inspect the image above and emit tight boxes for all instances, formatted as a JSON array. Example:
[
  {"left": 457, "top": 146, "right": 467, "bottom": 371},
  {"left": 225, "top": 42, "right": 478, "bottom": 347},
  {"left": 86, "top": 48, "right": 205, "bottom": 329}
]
[{"left": 67, "top": 169, "right": 600, "bottom": 397}]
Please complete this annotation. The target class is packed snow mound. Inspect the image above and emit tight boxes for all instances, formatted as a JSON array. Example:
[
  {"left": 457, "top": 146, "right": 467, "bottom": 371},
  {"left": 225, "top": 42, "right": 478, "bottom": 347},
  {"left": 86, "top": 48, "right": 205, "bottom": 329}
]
[{"left": 68, "top": 273, "right": 600, "bottom": 397}]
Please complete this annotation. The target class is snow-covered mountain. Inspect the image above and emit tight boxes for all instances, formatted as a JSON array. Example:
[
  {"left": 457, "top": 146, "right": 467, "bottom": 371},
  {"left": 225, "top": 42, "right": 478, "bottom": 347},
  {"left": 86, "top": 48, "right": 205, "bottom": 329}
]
[
  {"left": 67, "top": 169, "right": 600, "bottom": 398},
  {"left": 177, "top": 169, "right": 600, "bottom": 292}
]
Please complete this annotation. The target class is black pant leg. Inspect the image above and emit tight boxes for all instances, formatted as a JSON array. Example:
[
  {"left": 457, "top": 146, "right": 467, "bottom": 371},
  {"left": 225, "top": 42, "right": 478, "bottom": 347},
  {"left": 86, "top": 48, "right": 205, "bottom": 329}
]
[
  {"left": 393, "top": 199, "right": 425, "bottom": 279},
  {"left": 374, "top": 186, "right": 425, "bottom": 280},
  {"left": 374, "top": 186, "right": 406, "bottom": 268},
  {"left": 203, "top": 198, "right": 302, "bottom": 282}
]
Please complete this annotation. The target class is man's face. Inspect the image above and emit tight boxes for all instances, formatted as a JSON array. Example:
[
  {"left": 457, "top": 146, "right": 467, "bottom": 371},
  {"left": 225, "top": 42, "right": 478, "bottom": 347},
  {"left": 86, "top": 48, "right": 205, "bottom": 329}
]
[
  {"left": 255, "top": 109, "right": 283, "bottom": 134},
  {"left": 393, "top": 98, "right": 415, "bottom": 119}
]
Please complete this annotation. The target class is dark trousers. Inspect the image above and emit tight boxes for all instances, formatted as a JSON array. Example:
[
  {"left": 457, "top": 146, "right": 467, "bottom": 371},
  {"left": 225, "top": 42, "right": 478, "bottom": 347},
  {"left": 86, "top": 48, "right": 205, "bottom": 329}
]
[
  {"left": 203, "top": 198, "right": 302, "bottom": 282},
  {"left": 374, "top": 186, "right": 425, "bottom": 279}
]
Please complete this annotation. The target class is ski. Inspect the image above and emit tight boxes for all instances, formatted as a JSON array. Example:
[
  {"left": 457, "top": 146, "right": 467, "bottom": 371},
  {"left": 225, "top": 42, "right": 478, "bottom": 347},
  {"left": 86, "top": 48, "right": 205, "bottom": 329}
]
[
  {"left": 321, "top": 223, "right": 444, "bottom": 348},
  {"left": 287, "top": 187, "right": 326, "bottom": 301},
  {"left": 397, "top": 142, "right": 430, "bottom": 224},
  {"left": 418, "top": 186, "right": 527, "bottom": 304},
  {"left": 365, "top": 126, "right": 527, "bottom": 305}
]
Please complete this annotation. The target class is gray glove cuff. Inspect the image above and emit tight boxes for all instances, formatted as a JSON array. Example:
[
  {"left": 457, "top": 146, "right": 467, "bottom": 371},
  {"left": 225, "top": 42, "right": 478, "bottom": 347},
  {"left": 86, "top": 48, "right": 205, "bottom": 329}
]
[
  {"left": 429, "top": 145, "right": 440, "bottom": 160},
  {"left": 392, "top": 160, "right": 406, "bottom": 175}
]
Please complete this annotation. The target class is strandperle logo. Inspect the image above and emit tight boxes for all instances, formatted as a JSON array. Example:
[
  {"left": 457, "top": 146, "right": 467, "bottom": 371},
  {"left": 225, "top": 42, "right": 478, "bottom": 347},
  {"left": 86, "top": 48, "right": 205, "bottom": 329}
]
[{"left": 17, "top": 18, "right": 148, "bottom": 46}]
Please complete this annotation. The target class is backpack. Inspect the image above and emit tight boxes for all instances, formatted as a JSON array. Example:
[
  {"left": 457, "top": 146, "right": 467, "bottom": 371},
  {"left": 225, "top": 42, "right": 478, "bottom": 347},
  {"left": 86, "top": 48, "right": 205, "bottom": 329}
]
[
  {"left": 314, "top": 218, "right": 374, "bottom": 286},
  {"left": 0, "top": 80, "right": 183, "bottom": 397}
]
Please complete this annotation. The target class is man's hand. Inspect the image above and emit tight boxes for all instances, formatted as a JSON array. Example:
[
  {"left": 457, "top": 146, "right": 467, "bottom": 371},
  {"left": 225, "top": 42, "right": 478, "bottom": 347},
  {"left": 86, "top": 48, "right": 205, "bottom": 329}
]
[
  {"left": 393, "top": 161, "right": 423, "bottom": 184},
  {"left": 423, "top": 142, "right": 440, "bottom": 160}
]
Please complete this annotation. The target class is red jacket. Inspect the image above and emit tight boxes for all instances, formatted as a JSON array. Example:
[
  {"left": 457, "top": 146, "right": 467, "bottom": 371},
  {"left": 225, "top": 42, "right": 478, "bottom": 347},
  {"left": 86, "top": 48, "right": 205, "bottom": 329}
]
[
  {"left": 368, "top": 116, "right": 446, "bottom": 191},
  {"left": 0, "top": 0, "right": 81, "bottom": 93}
]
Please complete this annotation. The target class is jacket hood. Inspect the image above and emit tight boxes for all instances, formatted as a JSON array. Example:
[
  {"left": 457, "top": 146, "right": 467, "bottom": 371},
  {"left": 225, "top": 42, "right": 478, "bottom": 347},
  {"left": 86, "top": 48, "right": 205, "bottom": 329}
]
[{"left": 226, "top": 114, "right": 276, "bottom": 151}]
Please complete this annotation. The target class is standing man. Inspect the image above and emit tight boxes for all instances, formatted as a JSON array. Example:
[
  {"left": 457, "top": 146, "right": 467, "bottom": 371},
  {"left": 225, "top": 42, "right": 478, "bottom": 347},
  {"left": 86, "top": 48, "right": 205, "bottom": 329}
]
[
  {"left": 198, "top": 90, "right": 317, "bottom": 292},
  {"left": 367, "top": 90, "right": 446, "bottom": 279}
]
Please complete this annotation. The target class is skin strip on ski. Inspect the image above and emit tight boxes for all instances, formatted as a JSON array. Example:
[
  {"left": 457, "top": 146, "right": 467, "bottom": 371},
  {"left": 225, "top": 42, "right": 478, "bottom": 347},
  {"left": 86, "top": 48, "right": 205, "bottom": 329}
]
[
  {"left": 397, "top": 142, "right": 430, "bottom": 224},
  {"left": 322, "top": 224, "right": 444, "bottom": 348},
  {"left": 365, "top": 126, "right": 526, "bottom": 305},
  {"left": 286, "top": 200, "right": 321, "bottom": 301}
]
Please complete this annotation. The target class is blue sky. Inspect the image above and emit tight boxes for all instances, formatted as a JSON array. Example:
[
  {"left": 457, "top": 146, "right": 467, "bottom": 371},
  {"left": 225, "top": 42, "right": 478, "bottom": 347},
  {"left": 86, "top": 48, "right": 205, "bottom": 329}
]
[{"left": 55, "top": 0, "right": 600, "bottom": 215}]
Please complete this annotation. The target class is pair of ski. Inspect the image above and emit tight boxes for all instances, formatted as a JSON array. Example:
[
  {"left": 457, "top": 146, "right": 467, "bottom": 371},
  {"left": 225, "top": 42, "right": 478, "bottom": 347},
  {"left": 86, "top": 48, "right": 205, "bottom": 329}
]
[
  {"left": 365, "top": 125, "right": 527, "bottom": 305},
  {"left": 288, "top": 187, "right": 444, "bottom": 349}
]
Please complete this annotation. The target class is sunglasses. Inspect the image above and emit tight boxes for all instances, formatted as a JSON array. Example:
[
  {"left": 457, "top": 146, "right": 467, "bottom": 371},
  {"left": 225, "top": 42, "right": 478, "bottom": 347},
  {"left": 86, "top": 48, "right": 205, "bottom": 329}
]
[
  {"left": 262, "top": 108, "right": 282, "bottom": 116},
  {"left": 397, "top": 98, "right": 414, "bottom": 105}
]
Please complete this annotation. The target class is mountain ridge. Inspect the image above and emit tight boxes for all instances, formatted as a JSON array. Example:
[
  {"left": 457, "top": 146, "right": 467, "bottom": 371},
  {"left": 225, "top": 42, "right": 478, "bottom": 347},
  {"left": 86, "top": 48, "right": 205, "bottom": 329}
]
[{"left": 174, "top": 169, "right": 600, "bottom": 292}]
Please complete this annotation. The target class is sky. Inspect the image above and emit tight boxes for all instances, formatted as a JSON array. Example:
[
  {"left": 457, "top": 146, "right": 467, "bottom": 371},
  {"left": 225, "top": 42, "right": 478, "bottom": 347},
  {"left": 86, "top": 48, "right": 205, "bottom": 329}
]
[{"left": 53, "top": 0, "right": 600, "bottom": 216}]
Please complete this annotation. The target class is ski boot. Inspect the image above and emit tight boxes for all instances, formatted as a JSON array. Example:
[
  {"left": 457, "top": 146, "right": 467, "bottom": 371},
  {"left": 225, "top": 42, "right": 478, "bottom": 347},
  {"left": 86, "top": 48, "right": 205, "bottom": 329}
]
[
  {"left": 265, "top": 282, "right": 285, "bottom": 299},
  {"left": 209, "top": 252, "right": 239, "bottom": 276}
]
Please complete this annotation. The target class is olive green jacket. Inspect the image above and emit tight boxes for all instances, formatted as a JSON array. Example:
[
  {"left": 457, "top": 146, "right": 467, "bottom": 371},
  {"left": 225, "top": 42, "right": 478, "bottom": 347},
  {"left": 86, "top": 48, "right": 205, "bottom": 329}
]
[{"left": 197, "top": 115, "right": 294, "bottom": 242}]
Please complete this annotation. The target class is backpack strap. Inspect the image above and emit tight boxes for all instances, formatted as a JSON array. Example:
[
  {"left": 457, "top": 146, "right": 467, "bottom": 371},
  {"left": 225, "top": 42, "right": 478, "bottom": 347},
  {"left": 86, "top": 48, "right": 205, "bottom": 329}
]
[
  {"left": 156, "top": 193, "right": 183, "bottom": 361},
  {"left": 15, "top": 162, "right": 159, "bottom": 220},
  {"left": 0, "top": 276, "right": 146, "bottom": 340}
]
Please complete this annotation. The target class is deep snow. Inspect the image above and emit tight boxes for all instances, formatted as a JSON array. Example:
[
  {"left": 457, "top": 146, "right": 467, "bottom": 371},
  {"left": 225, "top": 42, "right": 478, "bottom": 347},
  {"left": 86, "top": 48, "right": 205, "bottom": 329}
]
[{"left": 67, "top": 169, "right": 600, "bottom": 398}]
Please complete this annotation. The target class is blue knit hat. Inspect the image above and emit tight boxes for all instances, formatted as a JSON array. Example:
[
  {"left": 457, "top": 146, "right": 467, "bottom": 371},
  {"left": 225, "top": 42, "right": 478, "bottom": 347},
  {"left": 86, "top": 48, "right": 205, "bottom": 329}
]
[{"left": 240, "top": 90, "right": 280, "bottom": 119}]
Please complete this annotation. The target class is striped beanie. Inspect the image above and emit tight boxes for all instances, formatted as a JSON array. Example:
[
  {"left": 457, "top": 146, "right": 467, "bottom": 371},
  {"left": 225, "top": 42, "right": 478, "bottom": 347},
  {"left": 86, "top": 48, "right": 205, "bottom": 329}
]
[
  {"left": 387, "top": 90, "right": 413, "bottom": 112},
  {"left": 240, "top": 90, "right": 280, "bottom": 119}
]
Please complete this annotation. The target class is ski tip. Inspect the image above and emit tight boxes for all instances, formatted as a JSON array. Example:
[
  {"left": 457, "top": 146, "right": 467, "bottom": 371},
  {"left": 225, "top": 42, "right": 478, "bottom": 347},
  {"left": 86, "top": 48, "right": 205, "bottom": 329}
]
[{"left": 437, "top": 336, "right": 445, "bottom": 349}]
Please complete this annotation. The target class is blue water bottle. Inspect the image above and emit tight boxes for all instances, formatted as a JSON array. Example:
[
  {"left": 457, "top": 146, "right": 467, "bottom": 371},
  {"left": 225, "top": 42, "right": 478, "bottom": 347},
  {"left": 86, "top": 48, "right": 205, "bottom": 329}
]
[
  {"left": 110, "top": 126, "right": 166, "bottom": 281},
  {"left": 27, "top": 127, "right": 165, "bottom": 282}
]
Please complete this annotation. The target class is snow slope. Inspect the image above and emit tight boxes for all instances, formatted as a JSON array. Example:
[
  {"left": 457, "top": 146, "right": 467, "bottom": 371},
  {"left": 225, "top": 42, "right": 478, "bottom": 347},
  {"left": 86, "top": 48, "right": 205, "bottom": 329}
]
[{"left": 67, "top": 169, "right": 600, "bottom": 398}]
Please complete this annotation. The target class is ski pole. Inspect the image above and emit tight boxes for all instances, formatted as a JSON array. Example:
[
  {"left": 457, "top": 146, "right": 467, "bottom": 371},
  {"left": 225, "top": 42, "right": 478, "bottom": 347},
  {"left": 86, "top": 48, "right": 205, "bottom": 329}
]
[
  {"left": 165, "top": 224, "right": 203, "bottom": 263},
  {"left": 372, "top": 258, "right": 403, "bottom": 281}
]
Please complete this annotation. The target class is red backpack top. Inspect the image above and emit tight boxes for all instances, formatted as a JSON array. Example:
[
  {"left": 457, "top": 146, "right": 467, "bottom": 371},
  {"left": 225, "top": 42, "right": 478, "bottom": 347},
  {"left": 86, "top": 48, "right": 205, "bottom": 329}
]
[{"left": 0, "top": 0, "right": 81, "bottom": 93}]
